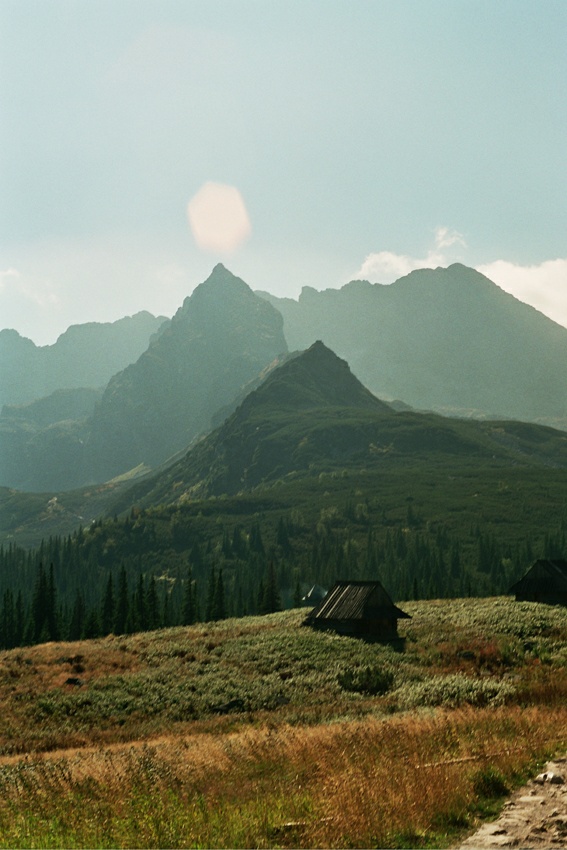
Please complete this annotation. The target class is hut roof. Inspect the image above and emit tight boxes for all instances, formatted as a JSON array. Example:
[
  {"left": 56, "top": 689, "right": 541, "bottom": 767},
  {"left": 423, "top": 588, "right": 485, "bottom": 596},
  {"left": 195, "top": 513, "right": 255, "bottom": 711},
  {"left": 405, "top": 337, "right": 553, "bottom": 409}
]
[
  {"left": 509, "top": 559, "right": 567, "bottom": 594},
  {"left": 306, "top": 580, "right": 411, "bottom": 622}
]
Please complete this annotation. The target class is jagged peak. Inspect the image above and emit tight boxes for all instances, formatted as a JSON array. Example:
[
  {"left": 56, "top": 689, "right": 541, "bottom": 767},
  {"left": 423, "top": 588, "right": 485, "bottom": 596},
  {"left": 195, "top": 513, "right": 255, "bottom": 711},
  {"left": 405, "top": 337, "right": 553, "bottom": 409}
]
[{"left": 237, "top": 338, "right": 389, "bottom": 415}]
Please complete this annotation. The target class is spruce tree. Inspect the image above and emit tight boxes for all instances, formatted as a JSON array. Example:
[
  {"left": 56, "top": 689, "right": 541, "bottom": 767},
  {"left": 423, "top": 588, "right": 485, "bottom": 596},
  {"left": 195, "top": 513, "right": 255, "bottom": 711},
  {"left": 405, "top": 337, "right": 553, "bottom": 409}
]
[
  {"left": 31, "top": 563, "right": 48, "bottom": 643},
  {"left": 135, "top": 575, "right": 148, "bottom": 632},
  {"left": 114, "top": 566, "right": 129, "bottom": 635},
  {"left": 182, "top": 567, "right": 196, "bottom": 625},
  {"left": 215, "top": 568, "right": 226, "bottom": 620},
  {"left": 0, "top": 589, "right": 15, "bottom": 649},
  {"left": 293, "top": 575, "right": 302, "bottom": 609},
  {"left": 46, "top": 563, "right": 59, "bottom": 641},
  {"left": 82, "top": 608, "right": 100, "bottom": 640},
  {"left": 276, "top": 517, "right": 290, "bottom": 554},
  {"left": 146, "top": 576, "right": 160, "bottom": 631},
  {"left": 68, "top": 591, "right": 86, "bottom": 641},
  {"left": 206, "top": 566, "right": 217, "bottom": 622},
  {"left": 101, "top": 573, "right": 115, "bottom": 635},
  {"left": 260, "top": 561, "right": 281, "bottom": 614}
]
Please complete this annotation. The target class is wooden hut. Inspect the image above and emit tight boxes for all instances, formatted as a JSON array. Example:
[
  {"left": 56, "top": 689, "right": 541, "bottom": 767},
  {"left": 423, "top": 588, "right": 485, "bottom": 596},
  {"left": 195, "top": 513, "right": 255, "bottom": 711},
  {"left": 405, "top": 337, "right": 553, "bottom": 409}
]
[
  {"left": 509, "top": 559, "right": 567, "bottom": 605},
  {"left": 303, "top": 579, "right": 410, "bottom": 639}
]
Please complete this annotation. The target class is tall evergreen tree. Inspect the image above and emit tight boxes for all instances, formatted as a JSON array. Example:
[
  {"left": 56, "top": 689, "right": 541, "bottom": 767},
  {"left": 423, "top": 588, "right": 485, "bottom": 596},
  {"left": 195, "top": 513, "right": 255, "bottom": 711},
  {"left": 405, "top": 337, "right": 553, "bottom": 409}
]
[
  {"left": 68, "top": 591, "right": 86, "bottom": 641},
  {"left": 214, "top": 568, "right": 226, "bottom": 620},
  {"left": 46, "top": 563, "right": 59, "bottom": 641},
  {"left": 101, "top": 573, "right": 115, "bottom": 635},
  {"left": 260, "top": 561, "right": 281, "bottom": 614},
  {"left": 205, "top": 566, "right": 217, "bottom": 622},
  {"left": 134, "top": 575, "right": 148, "bottom": 632},
  {"left": 182, "top": 567, "right": 197, "bottom": 625},
  {"left": 114, "top": 566, "right": 129, "bottom": 635},
  {"left": 146, "top": 576, "right": 160, "bottom": 631},
  {"left": 83, "top": 608, "right": 100, "bottom": 640}
]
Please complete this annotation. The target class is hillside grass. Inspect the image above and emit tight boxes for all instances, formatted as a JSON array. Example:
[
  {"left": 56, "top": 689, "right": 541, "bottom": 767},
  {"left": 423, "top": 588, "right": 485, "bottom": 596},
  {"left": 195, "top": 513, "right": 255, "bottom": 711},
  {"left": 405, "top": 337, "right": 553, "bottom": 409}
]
[{"left": 0, "top": 597, "right": 565, "bottom": 847}]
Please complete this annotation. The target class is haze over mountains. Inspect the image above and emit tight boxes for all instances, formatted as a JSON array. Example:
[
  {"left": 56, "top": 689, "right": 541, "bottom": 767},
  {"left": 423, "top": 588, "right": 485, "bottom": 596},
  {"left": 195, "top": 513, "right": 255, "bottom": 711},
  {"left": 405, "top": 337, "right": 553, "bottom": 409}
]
[
  {"left": 0, "top": 312, "right": 167, "bottom": 408},
  {"left": 86, "top": 265, "right": 288, "bottom": 482},
  {"left": 258, "top": 264, "right": 567, "bottom": 423},
  {"left": 1, "top": 265, "right": 287, "bottom": 491},
  {"left": 2, "top": 262, "right": 567, "bottom": 497}
]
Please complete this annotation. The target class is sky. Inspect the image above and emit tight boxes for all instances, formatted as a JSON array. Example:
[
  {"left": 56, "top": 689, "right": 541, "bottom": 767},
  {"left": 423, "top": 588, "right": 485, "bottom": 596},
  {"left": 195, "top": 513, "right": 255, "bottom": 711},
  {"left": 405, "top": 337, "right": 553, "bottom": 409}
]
[{"left": 1, "top": 0, "right": 566, "bottom": 345}]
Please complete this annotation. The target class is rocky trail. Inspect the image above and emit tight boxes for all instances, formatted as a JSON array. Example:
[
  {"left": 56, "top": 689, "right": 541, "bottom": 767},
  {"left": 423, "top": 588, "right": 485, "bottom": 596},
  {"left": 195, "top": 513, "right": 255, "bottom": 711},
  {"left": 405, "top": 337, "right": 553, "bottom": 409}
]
[{"left": 457, "top": 756, "right": 567, "bottom": 849}]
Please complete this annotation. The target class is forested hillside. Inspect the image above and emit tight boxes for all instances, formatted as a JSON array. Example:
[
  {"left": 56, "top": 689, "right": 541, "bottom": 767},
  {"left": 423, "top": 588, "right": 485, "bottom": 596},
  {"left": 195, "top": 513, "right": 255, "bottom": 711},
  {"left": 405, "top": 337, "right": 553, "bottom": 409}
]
[{"left": 1, "top": 458, "right": 566, "bottom": 650}]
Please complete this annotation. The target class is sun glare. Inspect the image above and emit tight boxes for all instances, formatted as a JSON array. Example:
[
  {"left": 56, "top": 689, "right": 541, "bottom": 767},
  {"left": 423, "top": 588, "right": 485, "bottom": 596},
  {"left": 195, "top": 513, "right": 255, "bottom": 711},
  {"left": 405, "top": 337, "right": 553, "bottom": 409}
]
[{"left": 187, "top": 182, "right": 252, "bottom": 253}]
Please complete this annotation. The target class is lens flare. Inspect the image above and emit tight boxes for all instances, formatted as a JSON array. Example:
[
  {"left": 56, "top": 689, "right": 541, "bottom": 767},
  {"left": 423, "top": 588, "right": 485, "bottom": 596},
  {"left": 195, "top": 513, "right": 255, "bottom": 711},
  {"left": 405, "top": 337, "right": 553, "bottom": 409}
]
[{"left": 187, "top": 182, "right": 251, "bottom": 253}]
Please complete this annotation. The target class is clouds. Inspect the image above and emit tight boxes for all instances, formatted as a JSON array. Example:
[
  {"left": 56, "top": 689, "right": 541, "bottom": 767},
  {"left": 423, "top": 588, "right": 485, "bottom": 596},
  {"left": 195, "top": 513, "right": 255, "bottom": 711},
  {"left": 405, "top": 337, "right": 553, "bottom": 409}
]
[
  {"left": 355, "top": 227, "right": 466, "bottom": 283},
  {"left": 477, "top": 258, "right": 567, "bottom": 328},
  {"left": 354, "top": 228, "right": 567, "bottom": 330},
  {"left": 0, "top": 267, "right": 59, "bottom": 308},
  {"left": 0, "top": 234, "right": 207, "bottom": 345}
]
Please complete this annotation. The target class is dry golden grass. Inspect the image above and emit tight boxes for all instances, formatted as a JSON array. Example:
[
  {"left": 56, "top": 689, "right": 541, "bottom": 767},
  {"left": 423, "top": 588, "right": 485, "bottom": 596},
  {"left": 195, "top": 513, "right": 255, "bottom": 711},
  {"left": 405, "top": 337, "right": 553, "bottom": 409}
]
[
  {"left": 0, "top": 705, "right": 564, "bottom": 848},
  {"left": 0, "top": 598, "right": 565, "bottom": 846}
]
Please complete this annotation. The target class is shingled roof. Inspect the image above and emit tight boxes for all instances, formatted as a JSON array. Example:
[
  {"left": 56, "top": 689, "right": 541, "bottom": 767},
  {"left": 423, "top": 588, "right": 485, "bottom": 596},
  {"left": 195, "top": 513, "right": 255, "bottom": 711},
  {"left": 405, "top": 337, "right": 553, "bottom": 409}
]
[
  {"left": 305, "top": 580, "right": 411, "bottom": 622},
  {"left": 510, "top": 559, "right": 567, "bottom": 600}
]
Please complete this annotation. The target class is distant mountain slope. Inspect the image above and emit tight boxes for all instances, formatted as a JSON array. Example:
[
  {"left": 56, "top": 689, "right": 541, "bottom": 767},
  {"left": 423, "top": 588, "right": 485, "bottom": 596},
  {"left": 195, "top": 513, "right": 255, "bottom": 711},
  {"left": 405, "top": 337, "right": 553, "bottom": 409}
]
[
  {"left": 257, "top": 264, "right": 567, "bottom": 425},
  {"left": 0, "top": 312, "right": 167, "bottom": 407},
  {"left": 0, "top": 388, "right": 104, "bottom": 492},
  {"left": 2, "top": 387, "right": 103, "bottom": 428},
  {"left": 112, "top": 340, "right": 567, "bottom": 513}
]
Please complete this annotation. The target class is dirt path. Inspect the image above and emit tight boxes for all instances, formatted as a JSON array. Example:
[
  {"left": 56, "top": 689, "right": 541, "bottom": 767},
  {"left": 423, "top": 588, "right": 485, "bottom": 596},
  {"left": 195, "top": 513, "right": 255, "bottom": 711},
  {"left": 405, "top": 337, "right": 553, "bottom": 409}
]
[{"left": 456, "top": 756, "right": 567, "bottom": 848}]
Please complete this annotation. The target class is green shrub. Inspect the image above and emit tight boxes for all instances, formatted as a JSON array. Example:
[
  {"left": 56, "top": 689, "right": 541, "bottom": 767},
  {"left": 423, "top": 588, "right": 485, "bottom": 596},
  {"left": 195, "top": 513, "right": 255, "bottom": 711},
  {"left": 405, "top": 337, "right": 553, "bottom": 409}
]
[
  {"left": 394, "top": 673, "right": 515, "bottom": 709},
  {"left": 337, "top": 664, "right": 394, "bottom": 696},
  {"left": 472, "top": 766, "right": 509, "bottom": 799}
]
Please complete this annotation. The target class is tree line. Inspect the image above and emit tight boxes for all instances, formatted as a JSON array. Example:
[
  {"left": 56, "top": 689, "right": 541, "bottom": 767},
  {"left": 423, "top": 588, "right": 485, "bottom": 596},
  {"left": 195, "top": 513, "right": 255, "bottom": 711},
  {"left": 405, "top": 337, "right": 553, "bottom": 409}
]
[{"left": 0, "top": 498, "right": 562, "bottom": 650}]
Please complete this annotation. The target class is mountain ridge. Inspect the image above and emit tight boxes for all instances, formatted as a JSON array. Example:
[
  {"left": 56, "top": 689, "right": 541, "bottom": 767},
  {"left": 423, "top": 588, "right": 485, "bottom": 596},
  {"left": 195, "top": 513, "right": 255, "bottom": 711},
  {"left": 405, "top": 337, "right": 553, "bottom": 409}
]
[
  {"left": 0, "top": 311, "right": 167, "bottom": 408},
  {"left": 257, "top": 263, "right": 567, "bottom": 424}
]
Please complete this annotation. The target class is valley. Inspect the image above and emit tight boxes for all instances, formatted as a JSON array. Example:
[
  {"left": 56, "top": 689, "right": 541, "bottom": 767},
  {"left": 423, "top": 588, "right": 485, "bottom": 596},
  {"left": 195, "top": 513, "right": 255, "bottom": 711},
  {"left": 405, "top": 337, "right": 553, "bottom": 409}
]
[{"left": 1, "top": 264, "right": 567, "bottom": 848}]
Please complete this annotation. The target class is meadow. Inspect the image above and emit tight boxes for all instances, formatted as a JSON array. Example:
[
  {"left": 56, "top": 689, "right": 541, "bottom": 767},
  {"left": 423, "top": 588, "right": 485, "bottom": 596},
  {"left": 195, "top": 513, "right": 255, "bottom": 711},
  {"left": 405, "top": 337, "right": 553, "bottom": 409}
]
[{"left": 0, "top": 597, "right": 565, "bottom": 848}]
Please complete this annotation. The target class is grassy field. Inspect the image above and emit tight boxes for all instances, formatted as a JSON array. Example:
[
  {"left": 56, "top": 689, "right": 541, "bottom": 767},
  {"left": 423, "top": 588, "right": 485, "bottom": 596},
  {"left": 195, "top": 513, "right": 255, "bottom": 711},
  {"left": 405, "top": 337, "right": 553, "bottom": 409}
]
[{"left": 0, "top": 597, "right": 565, "bottom": 848}]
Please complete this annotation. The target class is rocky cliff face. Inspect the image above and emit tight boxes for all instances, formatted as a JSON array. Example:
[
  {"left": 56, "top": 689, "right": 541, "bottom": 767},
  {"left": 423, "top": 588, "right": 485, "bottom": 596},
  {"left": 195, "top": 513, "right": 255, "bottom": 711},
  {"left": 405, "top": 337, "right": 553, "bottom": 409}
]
[{"left": 82, "top": 264, "right": 289, "bottom": 484}]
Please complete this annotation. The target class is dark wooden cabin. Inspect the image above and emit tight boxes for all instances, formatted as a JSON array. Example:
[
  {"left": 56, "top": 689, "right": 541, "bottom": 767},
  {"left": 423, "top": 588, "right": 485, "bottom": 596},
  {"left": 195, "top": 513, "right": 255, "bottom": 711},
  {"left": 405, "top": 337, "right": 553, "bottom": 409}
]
[
  {"left": 509, "top": 559, "right": 567, "bottom": 605},
  {"left": 303, "top": 579, "right": 410, "bottom": 639}
]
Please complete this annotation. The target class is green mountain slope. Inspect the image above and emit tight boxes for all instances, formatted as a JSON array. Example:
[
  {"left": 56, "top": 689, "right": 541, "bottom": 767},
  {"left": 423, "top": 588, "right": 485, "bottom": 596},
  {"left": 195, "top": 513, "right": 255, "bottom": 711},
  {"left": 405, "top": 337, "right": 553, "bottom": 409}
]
[
  {"left": 257, "top": 264, "right": 567, "bottom": 425},
  {"left": 4, "top": 338, "right": 567, "bottom": 548},
  {"left": 112, "top": 340, "right": 567, "bottom": 513}
]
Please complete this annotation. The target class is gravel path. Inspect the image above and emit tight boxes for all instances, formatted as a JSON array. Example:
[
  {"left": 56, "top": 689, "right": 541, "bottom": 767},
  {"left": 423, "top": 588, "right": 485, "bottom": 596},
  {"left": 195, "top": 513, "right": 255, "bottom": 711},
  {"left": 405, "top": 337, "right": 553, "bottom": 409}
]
[{"left": 456, "top": 756, "right": 567, "bottom": 849}]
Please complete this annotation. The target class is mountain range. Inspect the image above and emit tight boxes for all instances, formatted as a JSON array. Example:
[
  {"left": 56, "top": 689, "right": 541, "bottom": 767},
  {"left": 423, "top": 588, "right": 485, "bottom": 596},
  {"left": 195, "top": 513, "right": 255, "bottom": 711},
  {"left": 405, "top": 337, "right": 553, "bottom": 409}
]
[
  {"left": 4, "top": 336, "right": 567, "bottom": 548},
  {"left": 3, "top": 262, "right": 567, "bottom": 499},
  {"left": 1, "top": 265, "right": 287, "bottom": 491}
]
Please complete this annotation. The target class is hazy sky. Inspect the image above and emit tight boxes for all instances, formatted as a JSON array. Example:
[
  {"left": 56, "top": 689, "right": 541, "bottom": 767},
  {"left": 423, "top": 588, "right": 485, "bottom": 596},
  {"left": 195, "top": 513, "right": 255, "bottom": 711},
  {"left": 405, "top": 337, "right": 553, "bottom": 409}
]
[{"left": 1, "top": 0, "right": 566, "bottom": 344}]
